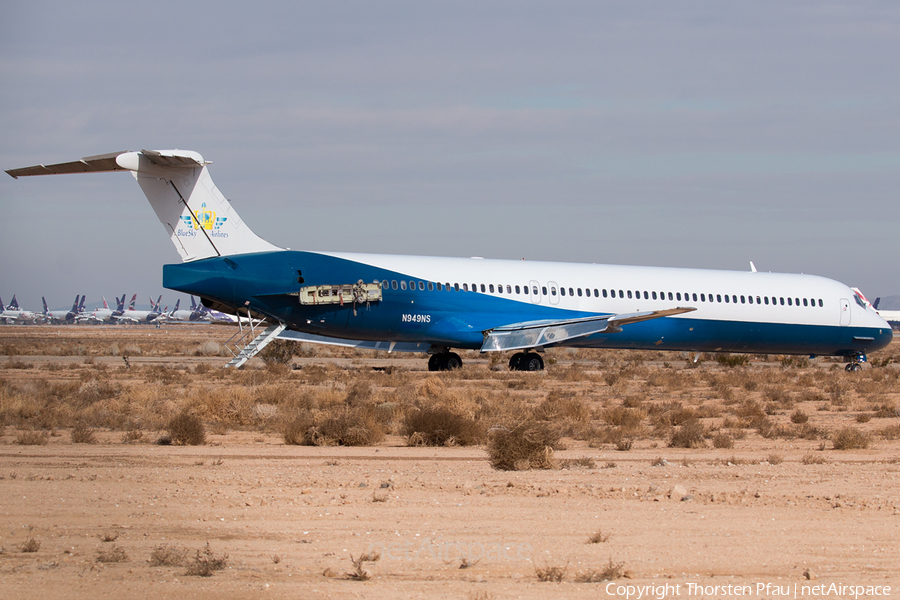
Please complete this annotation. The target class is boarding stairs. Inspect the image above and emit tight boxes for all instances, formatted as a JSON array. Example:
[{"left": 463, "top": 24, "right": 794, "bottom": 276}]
[{"left": 225, "top": 322, "right": 286, "bottom": 368}]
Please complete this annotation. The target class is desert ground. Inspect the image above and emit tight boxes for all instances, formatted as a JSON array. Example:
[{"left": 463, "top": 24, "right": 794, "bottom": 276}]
[{"left": 0, "top": 324, "right": 898, "bottom": 599}]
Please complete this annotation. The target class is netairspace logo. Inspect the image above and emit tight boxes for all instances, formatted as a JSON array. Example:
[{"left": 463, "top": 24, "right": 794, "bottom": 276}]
[{"left": 604, "top": 582, "right": 892, "bottom": 599}]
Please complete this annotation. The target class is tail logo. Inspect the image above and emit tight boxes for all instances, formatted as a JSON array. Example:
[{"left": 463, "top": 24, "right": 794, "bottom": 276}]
[
  {"left": 178, "top": 202, "right": 229, "bottom": 238},
  {"left": 180, "top": 203, "right": 228, "bottom": 231}
]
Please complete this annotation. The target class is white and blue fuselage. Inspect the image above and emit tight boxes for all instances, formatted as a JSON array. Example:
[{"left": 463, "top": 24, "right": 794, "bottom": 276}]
[{"left": 8, "top": 149, "right": 891, "bottom": 368}]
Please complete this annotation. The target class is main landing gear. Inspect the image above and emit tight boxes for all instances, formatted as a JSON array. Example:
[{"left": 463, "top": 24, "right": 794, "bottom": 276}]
[
  {"left": 845, "top": 353, "right": 867, "bottom": 372},
  {"left": 428, "top": 351, "right": 463, "bottom": 371},
  {"left": 508, "top": 351, "right": 544, "bottom": 372}
]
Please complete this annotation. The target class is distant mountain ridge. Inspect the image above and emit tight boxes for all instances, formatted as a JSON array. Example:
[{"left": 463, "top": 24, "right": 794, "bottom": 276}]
[{"left": 876, "top": 295, "right": 900, "bottom": 310}]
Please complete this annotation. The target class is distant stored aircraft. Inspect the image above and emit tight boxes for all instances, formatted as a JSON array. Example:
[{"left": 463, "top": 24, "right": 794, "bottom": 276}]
[
  {"left": 1, "top": 295, "right": 39, "bottom": 324},
  {"left": 78, "top": 295, "right": 126, "bottom": 323},
  {"left": 42, "top": 295, "right": 82, "bottom": 324},
  {"left": 7, "top": 149, "right": 892, "bottom": 370},
  {"left": 114, "top": 294, "right": 162, "bottom": 324},
  {"left": 873, "top": 298, "right": 900, "bottom": 331}
]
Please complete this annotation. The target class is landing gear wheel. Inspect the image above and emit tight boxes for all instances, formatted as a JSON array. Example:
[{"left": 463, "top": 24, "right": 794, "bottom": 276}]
[
  {"left": 508, "top": 353, "right": 524, "bottom": 371},
  {"left": 428, "top": 352, "right": 463, "bottom": 371},
  {"left": 443, "top": 352, "right": 462, "bottom": 370},
  {"left": 521, "top": 353, "right": 544, "bottom": 371},
  {"left": 845, "top": 363, "right": 861, "bottom": 372}
]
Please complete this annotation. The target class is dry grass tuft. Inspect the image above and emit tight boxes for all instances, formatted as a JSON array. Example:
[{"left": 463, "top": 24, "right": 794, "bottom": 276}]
[
  {"left": 150, "top": 544, "right": 188, "bottom": 567},
  {"left": 832, "top": 427, "right": 871, "bottom": 450},
  {"left": 21, "top": 536, "right": 41, "bottom": 553},
  {"left": 71, "top": 423, "right": 97, "bottom": 444},
  {"left": 535, "top": 563, "right": 567, "bottom": 582},
  {"left": 403, "top": 407, "right": 485, "bottom": 446},
  {"left": 184, "top": 543, "right": 228, "bottom": 577},
  {"left": 96, "top": 545, "right": 128, "bottom": 563},
  {"left": 166, "top": 412, "right": 206, "bottom": 446},
  {"left": 348, "top": 549, "right": 381, "bottom": 581},
  {"left": 487, "top": 421, "right": 559, "bottom": 471},
  {"left": 574, "top": 558, "right": 626, "bottom": 582},
  {"left": 15, "top": 430, "right": 48, "bottom": 445},
  {"left": 669, "top": 420, "right": 706, "bottom": 448},
  {"left": 802, "top": 453, "right": 827, "bottom": 465},
  {"left": 587, "top": 530, "right": 610, "bottom": 544}
]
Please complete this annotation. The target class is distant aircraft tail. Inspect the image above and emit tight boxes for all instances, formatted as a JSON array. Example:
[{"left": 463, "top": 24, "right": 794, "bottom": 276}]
[
  {"left": 78, "top": 295, "right": 86, "bottom": 312},
  {"left": 128, "top": 294, "right": 137, "bottom": 310},
  {"left": 874, "top": 297, "right": 881, "bottom": 310},
  {"left": 6, "top": 150, "right": 282, "bottom": 262},
  {"left": 101, "top": 296, "right": 109, "bottom": 310},
  {"left": 70, "top": 295, "right": 80, "bottom": 312},
  {"left": 42, "top": 297, "right": 49, "bottom": 314},
  {"left": 9, "top": 295, "right": 19, "bottom": 310},
  {"left": 115, "top": 294, "right": 125, "bottom": 312}
]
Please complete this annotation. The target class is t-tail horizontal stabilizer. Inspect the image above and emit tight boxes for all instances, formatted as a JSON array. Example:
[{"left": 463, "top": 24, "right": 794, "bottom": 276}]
[
  {"left": 6, "top": 150, "right": 281, "bottom": 262},
  {"left": 481, "top": 307, "right": 696, "bottom": 352}
]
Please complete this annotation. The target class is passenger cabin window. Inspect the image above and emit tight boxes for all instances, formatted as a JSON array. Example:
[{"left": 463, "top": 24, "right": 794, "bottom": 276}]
[
  {"left": 716, "top": 294, "right": 722, "bottom": 302},
  {"left": 382, "top": 280, "right": 389, "bottom": 289},
  {"left": 419, "top": 281, "right": 425, "bottom": 291},
  {"left": 533, "top": 286, "right": 539, "bottom": 295},
  {"left": 561, "top": 288, "right": 566, "bottom": 296},
  {"left": 507, "top": 285, "right": 512, "bottom": 294},
  {"left": 627, "top": 290, "right": 633, "bottom": 299},
  {"left": 515, "top": 285, "right": 521, "bottom": 294},
  {"left": 541, "top": 286, "right": 547, "bottom": 295},
  {"left": 427, "top": 282, "right": 434, "bottom": 291},
  {"left": 454, "top": 283, "right": 460, "bottom": 291},
  {"left": 692, "top": 293, "right": 698, "bottom": 301},
  {"left": 400, "top": 281, "right": 407, "bottom": 290}
]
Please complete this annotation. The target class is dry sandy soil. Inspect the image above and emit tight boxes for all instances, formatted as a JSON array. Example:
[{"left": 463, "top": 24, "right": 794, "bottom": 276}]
[{"left": 0, "top": 325, "right": 898, "bottom": 599}]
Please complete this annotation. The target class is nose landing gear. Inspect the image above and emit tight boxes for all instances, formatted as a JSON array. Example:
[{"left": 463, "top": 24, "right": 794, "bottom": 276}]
[{"left": 845, "top": 353, "right": 867, "bottom": 372}]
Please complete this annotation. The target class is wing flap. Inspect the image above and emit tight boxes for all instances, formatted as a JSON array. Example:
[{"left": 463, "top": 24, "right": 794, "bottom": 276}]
[{"left": 481, "top": 307, "right": 696, "bottom": 352}]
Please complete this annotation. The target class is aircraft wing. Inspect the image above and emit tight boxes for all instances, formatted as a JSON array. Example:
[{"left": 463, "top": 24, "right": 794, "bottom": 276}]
[
  {"left": 278, "top": 330, "right": 431, "bottom": 353},
  {"left": 481, "top": 307, "right": 696, "bottom": 352}
]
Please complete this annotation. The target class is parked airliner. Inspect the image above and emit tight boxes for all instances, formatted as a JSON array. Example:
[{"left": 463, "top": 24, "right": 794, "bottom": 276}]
[{"left": 7, "top": 149, "right": 891, "bottom": 370}]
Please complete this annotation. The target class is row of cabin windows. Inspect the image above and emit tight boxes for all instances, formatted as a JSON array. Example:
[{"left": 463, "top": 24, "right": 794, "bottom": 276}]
[{"left": 380, "top": 280, "right": 824, "bottom": 308}]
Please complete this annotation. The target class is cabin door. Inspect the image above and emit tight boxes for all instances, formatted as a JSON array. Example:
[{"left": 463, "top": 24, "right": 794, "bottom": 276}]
[{"left": 839, "top": 298, "right": 851, "bottom": 326}]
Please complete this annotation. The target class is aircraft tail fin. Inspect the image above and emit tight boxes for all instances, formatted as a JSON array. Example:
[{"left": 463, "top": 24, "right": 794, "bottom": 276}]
[
  {"left": 78, "top": 295, "right": 86, "bottom": 312},
  {"left": 873, "top": 297, "right": 881, "bottom": 310},
  {"left": 9, "top": 295, "right": 19, "bottom": 310},
  {"left": 128, "top": 294, "right": 137, "bottom": 310},
  {"left": 42, "top": 297, "right": 49, "bottom": 314},
  {"left": 101, "top": 296, "right": 109, "bottom": 310},
  {"left": 6, "top": 150, "right": 282, "bottom": 262},
  {"left": 70, "top": 295, "right": 80, "bottom": 312}
]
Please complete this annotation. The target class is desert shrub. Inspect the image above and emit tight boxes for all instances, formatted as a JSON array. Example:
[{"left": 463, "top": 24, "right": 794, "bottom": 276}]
[
  {"left": 602, "top": 406, "right": 645, "bottom": 428},
  {"left": 767, "top": 453, "right": 784, "bottom": 465},
  {"left": 712, "top": 433, "right": 734, "bottom": 449},
  {"left": 802, "top": 453, "right": 827, "bottom": 465},
  {"left": 488, "top": 420, "right": 559, "bottom": 470},
  {"left": 574, "top": 558, "right": 626, "bottom": 582},
  {"left": 15, "top": 430, "right": 48, "bottom": 445},
  {"left": 282, "top": 411, "right": 316, "bottom": 445},
  {"left": 535, "top": 564, "right": 567, "bottom": 582},
  {"left": 184, "top": 543, "right": 228, "bottom": 577},
  {"left": 880, "top": 425, "right": 900, "bottom": 440},
  {"left": 874, "top": 403, "right": 899, "bottom": 418},
  {"left": 96, "top": 545, "right": 128, "bottom": 563},
  {"left": 258, "top": 339, "right": 295, "bottom": 365},
  {"left": 533, "top": 392, "right": 590, "bottom": 423},
  {"left": 150, "top": 544, "right": 188, "bottom": 567},
  {"left": 716, "top": 354, "right": 750, "bottom": 367},
  {"left": 734, "top": 401, "right": 766, "bottom": 419},
  {"left": 669, "top": 420, "right": 706, "bottom": 448},
  {"left": 790, "top": 410, "right": 809, "bottom": 424},
  {"left": 403, "top": 407, "right": 485, "bottom": 446},
  {"left": 832, "top": 427, "right": 870, "bottom": 450},
  {"left": 166, "top": 412, "right": 206, "bottom": 446},
  {"left": 21, "top": 537, "right": 40, "bottom": 553},
  {"left": 305, "top": 407, "right": 384, "bottom": 446},
  {"left": 344, "top": 381, "right": 374, "bottom": 406},
  {"left": 71, "top": 423, "right": 97, "bottom": 444},
  {"left": 348, "top": 549, "right": 380, "bottom": 581}
]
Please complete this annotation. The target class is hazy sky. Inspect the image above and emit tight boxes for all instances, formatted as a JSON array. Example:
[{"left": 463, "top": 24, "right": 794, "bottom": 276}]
[{"left": 2, "top": 1, "right": 898, "bottom": 311}]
